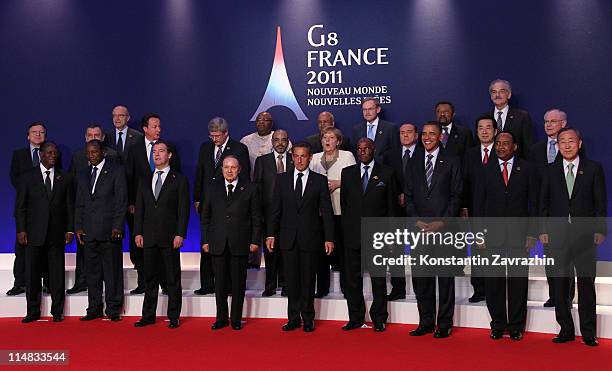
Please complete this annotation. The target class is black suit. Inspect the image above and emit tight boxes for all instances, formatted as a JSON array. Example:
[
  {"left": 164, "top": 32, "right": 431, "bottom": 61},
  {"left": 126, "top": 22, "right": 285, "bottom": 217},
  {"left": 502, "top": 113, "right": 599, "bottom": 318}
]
[
  {"left": 134, "top": 169, "right": 189, "bottom": 322},
  {"left": 126, "top": 138, "right": 181, "bottom": 289},
  {"left": 480, "top": 107, "right": 534, "bottom": 158},
  {"left": 441, "top": 123, "right": 474, "bottom": 160},
  {"left": 539, "top": 158, "right": 606, "bottom": 338},
  {"left": 9, "top": 147, "right": 62, "bottom": 289},
  {"left": 104, "top": 127, "right": 143, "bottom": 164},
  {"left": 341, "top": 162, "right": 398, "bottom": 324},
  {"left": 15, "top": 167, "right": 73, "bottom": 317},
  {"left": 304, "top": 133, "right": 351, "bottom": 154},
  {"left": 253, "top": 152, "right": 293, "bottom": 292},
  {"left": 201, "top": 180, "right": 262, "bottom": 325},
  {"left": 473, "top": 157, "right": 537, "bottom": 333},
  {"left": 268, "top": 170, "right": 334, "bottom": 324},
  {"left": 68, "top": 146, "right": 119, "bottom": 289},
  {"left": 75, "top": 160, "right": 127, "bottom": 317},
  {"left": 462, "top": 145, "right": 497, "bottom": 297},
  {"left": 404, "top": 147, "right": 462, "bottom": 329},
  {"left": 351, "top": 119, "right": 399, "bottom": 164},
  {"left": 193, "top": 138, "right": 250, "bottom": 291}
]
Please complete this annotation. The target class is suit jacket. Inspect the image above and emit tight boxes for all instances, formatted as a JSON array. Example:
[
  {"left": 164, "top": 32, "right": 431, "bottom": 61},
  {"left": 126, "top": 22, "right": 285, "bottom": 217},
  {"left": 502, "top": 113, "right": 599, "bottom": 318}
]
[
  {"left": 10, "top": 147, "right": 63, "bottom": 189},
  {"left": 539, "top": 158, "right": 607, "bottom": 238},
  {"left": 201, "top": 180, "right": 262, "bottom": 256},
  {"left": 253, "top": 152, "right": 294, "bottom": 230},
  {"left": 480, "top": 107, "right": 534, "bottom": 158},
  {"left": 404, "top": 147, "right": 463, "bottom": 218},
  {"left": 384, "top": 145, "right": 417, "bottom": 193},
  {"left": 104, "top": 127, "right": 143, "bottom": 164},
  {"left": 267, "top": 170, "right": 334, "bottom": 251},
  {"left": 462, "top": 145, "right": 498, "bottom": 212},
  {"left": 126, "top": 138, "right": 181, "bottom": 205},
  {"left": 304, "top": 133, "right": 351, "bottom": 154},
  {"left": 75, "top": 161, "right": 128, "bottom": 242},
  {"left": 14, "top": 168, "right": 74, "bottom": 246},
  {"left": 351, "top": 119, "right": 399, "bottom": 164},
  {"left": 193, "top": 138, "right": 250, "bottom": 208},
  {"left": 69, "top": 146, "right": 119, "bottom": 186},
  {"left": 442, "top": 123, "right": 474, "bottom": 161},
  {"left": 473, "top": 157, "right": 538, "bottom": 247},
  {"left": 340, "top": 162, "right": 398, "bottom": 249},
  {"left": 134, "top": 169, "right": 190, "bottom": 248}
]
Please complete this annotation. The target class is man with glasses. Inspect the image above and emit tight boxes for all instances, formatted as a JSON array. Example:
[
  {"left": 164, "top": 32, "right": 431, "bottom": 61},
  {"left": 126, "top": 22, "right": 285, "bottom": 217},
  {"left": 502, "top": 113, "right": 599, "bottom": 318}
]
[{"left": 351, "top": 97, "right": 399, "bottom": 164}]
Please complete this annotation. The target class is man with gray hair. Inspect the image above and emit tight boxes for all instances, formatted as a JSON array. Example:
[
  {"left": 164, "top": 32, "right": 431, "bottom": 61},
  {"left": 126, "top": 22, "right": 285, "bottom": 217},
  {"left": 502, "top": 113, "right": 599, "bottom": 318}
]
[
  {"left": 480, "top": 79, "right": 534, "bottom": 158},
  {"left": 193, "top": 117, "right": 250, "bottom": 295}
]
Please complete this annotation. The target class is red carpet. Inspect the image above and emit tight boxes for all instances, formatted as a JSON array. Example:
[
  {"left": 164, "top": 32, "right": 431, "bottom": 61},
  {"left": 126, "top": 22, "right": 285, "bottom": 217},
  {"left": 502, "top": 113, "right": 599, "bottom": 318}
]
[{"left": 1, "top": 317, "right": 610, "bottom": 370}]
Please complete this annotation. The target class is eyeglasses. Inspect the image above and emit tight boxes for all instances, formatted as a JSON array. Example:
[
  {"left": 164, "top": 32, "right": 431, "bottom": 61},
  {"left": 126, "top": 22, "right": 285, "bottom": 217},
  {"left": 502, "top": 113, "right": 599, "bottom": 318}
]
[
  {"left": 544, "top": 119, "right": 565, "bottom": 124},
  {"left": 490, "top": 89, "right": 509, "bottom": 95}
]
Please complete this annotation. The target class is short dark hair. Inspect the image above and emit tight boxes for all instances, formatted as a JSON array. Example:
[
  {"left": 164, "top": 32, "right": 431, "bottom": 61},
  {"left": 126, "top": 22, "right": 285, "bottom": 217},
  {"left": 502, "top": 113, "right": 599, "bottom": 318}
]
[
  {"left": 475, "top": 115, "right": 497, "bottom": 130},
  {"left": 86, "top": 123, "right": 103, "bottom": 131},
  {"left": 557, "top": 126, "right": 582, "bottom": 141},
  {"left": 152, "top": 139, "right": 173, "bottom": 154},
  {"left": 40, "top": 141, "right": 57, "bottom": 152},
  {"left": 27, "top": 122, "right": 47, "bottom": 135},
  {"left": 495, "top": 130, "right": 517, "bottom": 144},
  {"left": 291, "top": 141, "right": 312, "bottom": 155},
  {"left": 423, "top": 120, "right": 442, "bottom": 134},
  {"left": 435, "top": 101, "right": 455, "bottom": 115},
  {"left": 141, "top": 113, "right": 160, "bottom": 129},
  {"left": 86, "top": 139, "right": 103, "bottom": 150}
]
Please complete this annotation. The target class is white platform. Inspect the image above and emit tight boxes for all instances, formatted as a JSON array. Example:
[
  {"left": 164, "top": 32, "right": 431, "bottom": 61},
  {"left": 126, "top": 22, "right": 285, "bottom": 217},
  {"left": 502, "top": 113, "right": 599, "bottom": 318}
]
[{"left": 1, "top": 253, "right": 611, "bottom": 338}]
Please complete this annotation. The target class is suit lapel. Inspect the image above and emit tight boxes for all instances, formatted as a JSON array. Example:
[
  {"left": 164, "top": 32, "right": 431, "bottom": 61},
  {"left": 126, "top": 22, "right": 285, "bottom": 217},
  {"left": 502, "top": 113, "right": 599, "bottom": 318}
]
[
  {"left": 506, "top": 159, "right": 521, "bottom": 190},
  {"left": 504, "top": 108, "right": 515, "bottom": 132},
  {"left": 570, "top": 160, "right": 585, "bottom": 199},
  {"left": 49, "top": 170, "right": 63, "bottom": 201},
  {"left": 364, "top": 163, "right": 381, "bottom": 195},
  {"left": 428, "top": 152, "right": 445, "bottom": 193},
  {"left": 93, "top": 164, "right": 110, "bottom": 196}
]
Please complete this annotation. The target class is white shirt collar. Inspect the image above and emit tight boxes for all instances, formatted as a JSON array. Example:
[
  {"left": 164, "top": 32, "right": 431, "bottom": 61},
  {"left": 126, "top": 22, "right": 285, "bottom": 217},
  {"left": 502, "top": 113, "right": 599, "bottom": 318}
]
[
  {"left": 496, "top": 105, "right": 509, "bottom": 115},
  {"left": 442, "top": 122, "right": 453, "bottom": 134},
  {"left": 425, "top": 146, "right": 440, "bottom": 158},
  {"left": 367, "top": 117, "right": 380, "bottom": 126},
  {"left": 224, "top": 178, "right": 238, "bottom": 188},
  {"left": 563, "top": 156, "right": 579, "bottom": 170},
  {"left": 481, "top": 143, "right": 493, "bottom": 152},
  {"left": 403, "top": 143, "right": 416, "bottom": 156},
  {"left": 40, "top": 163, "right": 54, "bottom": 174},
  {"left": 153, "top": 165, "right": 170, "bottom": 175},
  {"left": 294, "top": 168, "right": 309, "bottom": 177},
  {"left": 92, "top": 158, "right": 106, "bottom": 170},
  {"left": 498, "top": 156, "right": 513, "bottom": 165},
  {"left": 116, "top": 126, "right": 128, "bottom": 135}
]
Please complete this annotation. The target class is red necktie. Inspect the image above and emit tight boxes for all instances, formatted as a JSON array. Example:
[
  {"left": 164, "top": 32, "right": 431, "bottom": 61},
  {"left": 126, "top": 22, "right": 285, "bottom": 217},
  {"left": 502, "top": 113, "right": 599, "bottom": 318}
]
[
  {"left": 502, "top": 161, "right": 509, "bottom": 186},
  {"left": 483, "top": 148, "right": 489, "bottom": 165}
]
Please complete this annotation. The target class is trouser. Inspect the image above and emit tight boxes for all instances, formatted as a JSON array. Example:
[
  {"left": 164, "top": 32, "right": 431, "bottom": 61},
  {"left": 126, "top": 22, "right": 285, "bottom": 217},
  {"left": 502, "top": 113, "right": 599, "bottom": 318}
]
[
  {"left": 25, "top": 241, "right": 65, "bottom": 317},
  {"left": 212, "top": 246, "right": 248, "bottom": 324},
  {"left": 263, "top": 237, "right": 285, "bottom": 291},
  {"left": 412, "top": 276, "right": 455, "bottom": 329},
  {"left": 284, "top": 246, "right": 318, "bottom": 323},
  {"left": 141, "top": 245, "right": 182, "bottom": 321},
  {"left": 84, "top": 240, "right": 124, "bottom": 316},
  {"left": 344, "top": 246, "right": 388, "bottom": 324}
]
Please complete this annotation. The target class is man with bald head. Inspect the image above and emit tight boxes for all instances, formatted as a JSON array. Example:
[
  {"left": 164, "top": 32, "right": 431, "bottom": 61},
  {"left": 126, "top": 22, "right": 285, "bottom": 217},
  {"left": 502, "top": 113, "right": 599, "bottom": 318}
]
[
  {"left": 104, "top": 105, "right": 143, "bottom": 164},
  {"left": 304, "top": 111, "right": 351, "bottom": 153}
]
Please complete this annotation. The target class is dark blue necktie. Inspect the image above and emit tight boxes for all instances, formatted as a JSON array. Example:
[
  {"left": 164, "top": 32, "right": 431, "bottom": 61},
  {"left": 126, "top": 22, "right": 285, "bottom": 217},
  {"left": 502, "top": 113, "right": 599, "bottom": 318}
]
[
  {"left": 90, "top": 165, "right": 98, "bottom": 193},
  {"left": 32, "top": 148, "right": 40, "bottom": 167},
  {"left": 362, "top": 165, "right": 370, "bottom": 193},
  {"left": 148, "top": 141, "right": 155, "bottom": 171}
]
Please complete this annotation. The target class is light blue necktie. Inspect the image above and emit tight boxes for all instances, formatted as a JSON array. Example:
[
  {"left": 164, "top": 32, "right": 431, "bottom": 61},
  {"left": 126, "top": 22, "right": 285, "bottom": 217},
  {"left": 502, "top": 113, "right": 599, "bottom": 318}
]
[
  {"left": 367, "top": 124, "right": 375, "bottom": 140},
  {"left": 547, "top": 140, "right": 557, "bottom": 164},
  {"left": 148, "top": 141, "right": 156, "bottom": 171}
]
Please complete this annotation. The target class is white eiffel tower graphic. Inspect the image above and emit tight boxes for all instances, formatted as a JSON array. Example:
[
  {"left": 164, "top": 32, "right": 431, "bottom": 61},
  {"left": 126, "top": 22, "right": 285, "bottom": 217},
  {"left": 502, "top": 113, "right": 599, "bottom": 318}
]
[{"left": 251, "top": 26, "right": 308, "bottom": 121}]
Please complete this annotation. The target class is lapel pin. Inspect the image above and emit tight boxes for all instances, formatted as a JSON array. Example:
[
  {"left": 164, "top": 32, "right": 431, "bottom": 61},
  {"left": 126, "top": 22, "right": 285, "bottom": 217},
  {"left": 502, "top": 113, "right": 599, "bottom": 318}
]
[
  {"left": 454, "top": 134, "right": 458, "bottom": 139},
  {"left": 579, "top": 170, "right": 583, "bottom": 175},
  {"left": 378, "top": 130, "right": 383, "bottom": 135},
  {"left": 373, "top": 175, "right": 379, "bottom": 180},
  {"left": 104, "top": 170, "right": 108, "bottom": 174},
  {"left": 516, "top": 166, "right": 521, "bottom": 171},
  {"left": 226, "top": 146, "right": 231, "bottom": 150},
  {"left": 240, "top": 186, "right": 244, "bottom": 191},
  {"left": 510, "top": 115, "right": 514, "bottom": 119}
]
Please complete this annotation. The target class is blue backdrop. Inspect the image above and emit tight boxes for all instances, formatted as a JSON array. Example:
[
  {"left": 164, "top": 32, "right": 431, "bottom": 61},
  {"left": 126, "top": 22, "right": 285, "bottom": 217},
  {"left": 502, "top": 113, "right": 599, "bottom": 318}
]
[{"left": 1, "top": 0, "right": 610, "bottom": 257}]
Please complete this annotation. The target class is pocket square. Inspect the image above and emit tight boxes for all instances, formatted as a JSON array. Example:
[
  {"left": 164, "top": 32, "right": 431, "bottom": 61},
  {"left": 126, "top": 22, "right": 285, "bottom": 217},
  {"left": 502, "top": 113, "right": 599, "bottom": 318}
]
[{"left": 376, "top": 181, "right": 386, "bottom": 187}]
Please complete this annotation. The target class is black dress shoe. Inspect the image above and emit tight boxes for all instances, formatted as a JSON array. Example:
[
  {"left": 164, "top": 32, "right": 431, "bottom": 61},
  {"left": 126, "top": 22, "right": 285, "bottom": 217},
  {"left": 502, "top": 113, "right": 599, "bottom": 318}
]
[
  {"left": 66, "top": 286, "right": 87, "bottom": 295},
  {"left": 490, "top": 329, "right": 504, "bottom": 340},
  {"left": 262, "top": 289, "right": 275, "bottom": 297},
  {"left": 543, "top": 299, "right": 555, "bottom": 307},
  {"left": 409, "top": 326, "right": 435, "bottom": 336},
  {"left": 52, "top": 315, "right": 64, "bottom": 322},
  {"left": 169, "top": 319, "right": 180, "bottom": 329},
  {"left": 134, "top": 319, "right": 155, "bottom": 327},
  {"left": 373, "top": 322, "right": 386, "bottom": 332},
  {"left": 80, "top": 312, "right": 103, "bottom": 321},
  {"left": 303, "top": 322, "right": 315, "bottom": 332},
  {"left": 211, "top": 321, "right": 229, "bottom": 330},
  {"left": 231, "top": 322, "right": 243, "bottom": 330},
  {"left": 108, "top": 314, "right": 122, "bottom": 322},
  {"left": 6, "top": 286, "right": 25, "bottom": 296},
  {"left": 387, "top": 292, "right": 406, "bottom": 301},
  {"left": 194, "top": 288, "right": 215, "bottom": 295},
  {"left": 552, "top": 335, "right": 575, "bottom": 343},
  {"left": 280, "top": 288, "right": 288, "bottom": 297},
  {"left": 314, "top": 292, "right": 328, "bottom": 299},
  {"left": 342, "top": 321, "right": 364, "bottom": 331},
  {"left": 434, "top": 328, "right": 452, "bottom": 338},
  {"left": 130, "top": 286, "right": 145, "bottom": 295},
  {"left": 509, "top": 330, "right": 523, "bottom": 341},
  {"left": 282, "top": 321, "right": 301, "bottom": 331},
  {"left": 21, "top": 314, "right": 40, "bottom": 323},
  {"left": 583, "top": 337, "right": 599, "bottom": 347},
  {"left": 468, "top": 294, "right": 486, "bottom": 303}
]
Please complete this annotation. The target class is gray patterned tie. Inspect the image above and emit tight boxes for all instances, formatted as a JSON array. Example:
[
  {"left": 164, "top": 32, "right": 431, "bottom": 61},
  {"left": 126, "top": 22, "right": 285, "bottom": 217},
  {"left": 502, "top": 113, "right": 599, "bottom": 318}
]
[
  {"left": 497, "top": 111, "right": 503, "bottom": 131},
  {"left": 154, "top": 170, "right": 163, "bottom": 200},
  {"left": 548, "top": 140, "right": 557, "bottom": 164},
  {"left": 425, "top": 154, "right": 434, "bottom": 188}
]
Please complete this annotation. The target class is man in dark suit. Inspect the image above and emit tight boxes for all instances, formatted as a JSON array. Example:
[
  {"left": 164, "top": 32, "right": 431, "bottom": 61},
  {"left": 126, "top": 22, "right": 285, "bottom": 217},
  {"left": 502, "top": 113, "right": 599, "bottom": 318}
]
[
  {"left": 16, "top": 142, "right": 74, "bottom": 323},
  {"left": 384, "top": 122, "right": 419, "bottom": 301},
  {"left": 266, "top": 142, "right": 334, "bottom": 332},
  {"left": 473, "top": 131, "right": 538, "bottom": 341},
  {"left": 254, "top": 129, "right": 292, "bottom": 297},
  {"left": 8, "top": 123, "right": 61, "bottom": 296},
  {"left": 461, "top": 115, "right": 498, "bottom": 303},
  {"left": 351, "top": 97, "right": 399, "bottom": 164},
  {"left": 539, "top": 127, "right": 606, "bottom": 347},
  {"left": 340, "top": 138, "right": 398, "bottom": 332},
  {"left": 104, "top": 105, "right": 143, "bottom": 164},
  {"left": 126, "top": 113, "right": 181, "bottom": 294},
  {"left": 405, "top": 121, "right": 462, "bottom": 339},
  {"left": 202, "top": 156, "right": 262, "bottom": 330},
  {"left": 193, "top": 117, "right": 250, "bottom": 295},
  {"left": 67, "top": 124, "right": 119, "bottom": 295},
  {"left": 75, "top": 140, "right": 127, "bottom": 322},
  {"left": 528, "top": 109, "right": 577, "bottom": 308},
  {"left": 304, "top": 111, "right": 351, "bottom": 153},
  {"left": 479, "top": 79, "right": 534, "bottom": 158},
  {"left": 133, "top": 141, "right": 189, "bottom": 329},
  {"left": 435, "top": 101, "right": 474, "bottom": 160}
]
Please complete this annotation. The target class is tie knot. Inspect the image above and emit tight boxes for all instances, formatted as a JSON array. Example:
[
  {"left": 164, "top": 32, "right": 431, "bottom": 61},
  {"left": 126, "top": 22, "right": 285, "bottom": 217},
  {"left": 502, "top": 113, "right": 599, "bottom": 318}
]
[
  {"left": 33, "top": 148, "right": 39, "bottom": 153},
  {"left": 227, "top": 184, "right": 234, "bottom": 191},
  {"left": 218, "top": 145, "right": 223, "bottom": 149},
  {"left": 118, "top": 131, "right": 123, "bottom": 137},
  {"left": 278, "top": 154, "right": 283, "bottom": 160},
  {"left": 497, "top": 111, "right": 503, "bottom": 117},
  {"left": 443, "top": 126, "right": 448, "bottom": 134},
  {"left": 92, "top": 166, "right": 97, "bottom": 171},
  {"left": 427, "top": 154, "right": 433, "bottom": 160},
  {"left": 156, "top": 170, "right": 164, "bottom": 175},
  {"left": 45, "top": 170, "right": 50, "bottom": 175},
  {"left": 297, "top": 172, "right": 304, "bottom": 178},
  {"left": 550, "top": 140, "right": 557, "bottom": 145},
  {"left": 567, "top": 163, "right": 574, "bottom": 170},
  {"left": 363, "top": 165, "right": 370, "bottom": 171},
  {"left": 503, "top": 161, "right": 508, "bottom": 166},
  {"left": 484, "top": 147, "right": 489, "bottom": 153}
]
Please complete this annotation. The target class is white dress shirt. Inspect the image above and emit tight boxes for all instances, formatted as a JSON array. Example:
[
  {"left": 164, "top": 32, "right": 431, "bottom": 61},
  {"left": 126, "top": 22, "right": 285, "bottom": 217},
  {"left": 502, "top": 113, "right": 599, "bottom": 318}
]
[
  {"left": 495, "top": 105, "right": 510, "bottom": 131},
  {"left": 498, "top": 157, "right": 514, "bottom": 180},
  {"left": 563, "top": 156, "right": 580, "bottom": 178},
  {"left": 30, "top": 144, "right": 41, "bottom": 161},
  {"left": 224, "top": 178, "right": 238, "bottom": 196},
  {"left": 360, "top": 159, "right": 374, "bottom": 179},
  {"left": 293, "top": 168, "right": 310, "bottom": 196},
  {"left": 90, "top": 158, "right": 106, "bottom": 193},
  {"left": 402, "top": 144, "right": 416, "bottom": 159},
  {"left": 116, "top": 127, "right": 128, "bottom": 151},
  {"left": 481, "top": 143, "right": 493, "bottom": 162},
  {"left": 366, "top": 117, "right": 380, "bottom": 140},
  {"left": 151, "top": 166, "right": 170, "bottom": 195},
  {"left": 424, "top": 146, "right": 441, "bottom": 171},
  {"left": 40, "top": 163, "right": 55, "bottom": 189},
  {"left": 145, "top": 138, "right": 157, "bottom": 162}
]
